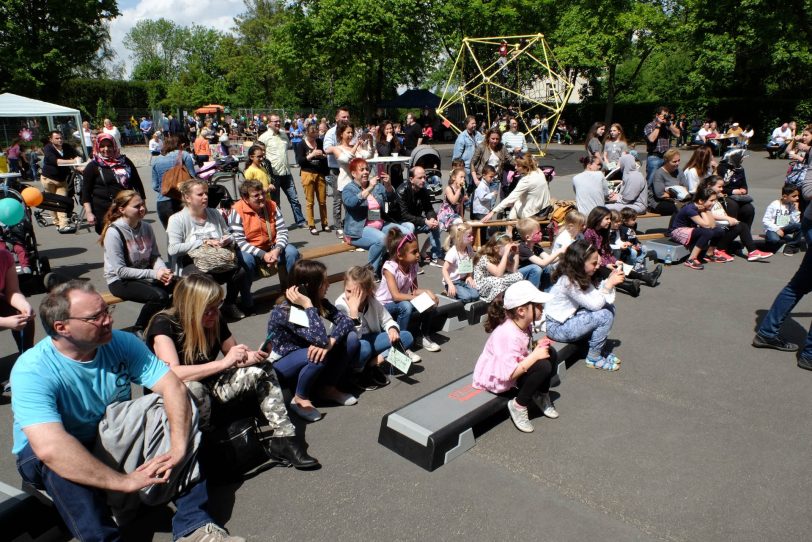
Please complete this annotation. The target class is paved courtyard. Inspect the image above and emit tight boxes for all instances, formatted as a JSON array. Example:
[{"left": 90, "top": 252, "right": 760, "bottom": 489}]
[{"left": 2, "top": 142, "right": 810, "bottom": 541}]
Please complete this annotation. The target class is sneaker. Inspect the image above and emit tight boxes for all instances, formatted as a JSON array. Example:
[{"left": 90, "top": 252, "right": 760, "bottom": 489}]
[
  {"left": 406, "top": 349, "right": 422, "bottom": 363},
  {"left": 507, "top": 398, "right": 534, "bottom": 433},
  {"left": 706, "top": 252, "right": 733, "bottom": 263},
  {"left": 784, "top": 245, "right": 799, "bottom": 256},
  {"left": 798, "top": 355, "right": 812, "bottom": 371},
  {"left": 535, "top": 393, "right": 559, "bottom": 419},
  {"left": 684, "top": 258, "right": 705, "bottom": 270},
  {"left": 421, "top": 336, "right": 441, "bottom": 352},
  {"left": 747, "top": 249, "right": 774, "bottom": 261},
  {"left": 416, "top": 267, "right": 425, "bottom": 275},
  {"left": 367, "top": 364, "right": 391, "bottom": 388},
  {"left": 321, "top": 387, "right": 358, "bottom": 406},
  {"left": 752, "top": 333, "right": 799, "bottom": 352},
  {"left": 57, "top": 225, "right": 76, "bottom": 234},
  {"left": 429, "top": 258, "right": 444, "bottom": 268},
  {"left": 177, "top": 523, "right": 245, "bottom": 542},
  {"left": 714, "top": 249, "right": 734, "bottom": 260}
]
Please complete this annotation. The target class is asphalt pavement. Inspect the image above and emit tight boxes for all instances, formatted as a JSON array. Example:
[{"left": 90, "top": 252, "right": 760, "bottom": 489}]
[{"left": 2, "top": 142, "right": 811, "bottom": 541}]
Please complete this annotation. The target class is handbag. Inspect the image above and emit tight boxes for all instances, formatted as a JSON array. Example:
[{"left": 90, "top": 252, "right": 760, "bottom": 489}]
[
  {"left": 188, "top": 243, "right": 237, "bottom": 274},
  {"left": 161, "top": 151, "right": 192, "bottom": 200},
  {"left": 200, "top": 417, "right": 271, "bottom": 483},
  {"left": 727, "top": 194, "right": 753, "bottom": 204}
]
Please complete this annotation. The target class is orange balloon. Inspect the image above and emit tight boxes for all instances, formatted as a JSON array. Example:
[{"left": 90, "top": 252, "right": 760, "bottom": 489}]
[{"left": 21, "top": 186, "right": 43, "bottom": 207}]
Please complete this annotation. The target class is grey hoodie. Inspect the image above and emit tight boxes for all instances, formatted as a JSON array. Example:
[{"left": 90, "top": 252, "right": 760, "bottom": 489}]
[{"left": 103, "top": 218, "right": 166, "bottom": 284}]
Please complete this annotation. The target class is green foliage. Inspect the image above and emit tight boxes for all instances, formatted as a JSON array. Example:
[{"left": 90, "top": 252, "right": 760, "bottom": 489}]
[
  {"left": 94, "top": 98, "right": 117, "bottom": 128},
  {"left": 59, "top": 79, "right": 151, "bottom": 115},
  {"left": 0, "top": 0, "right": 119, "bottom": 98}
]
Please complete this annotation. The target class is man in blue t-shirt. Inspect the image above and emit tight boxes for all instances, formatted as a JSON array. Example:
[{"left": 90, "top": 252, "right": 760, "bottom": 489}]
[{"left": 11, "top": 281, "right": 243, "bottom": 542}]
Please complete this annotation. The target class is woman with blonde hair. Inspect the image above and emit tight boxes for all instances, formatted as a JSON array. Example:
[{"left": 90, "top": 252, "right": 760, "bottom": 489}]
[
  {"left": 167, "top": 178, "right": 249, "bottom": 320},
  {"left": 100, "top": 190, "right": 173, "bottom": 335},
  {"left": 146, "top": 273, "right": 318, "bottom": 468},
  {"left": 482, "top": 153, "right": 552, "bottom": 228}
]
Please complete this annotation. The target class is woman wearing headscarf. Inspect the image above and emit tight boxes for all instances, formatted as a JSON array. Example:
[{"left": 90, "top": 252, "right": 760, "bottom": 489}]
[
  {"left": 606, "top": 154, "right": 648, "bottom": 214},
  {"left": 81, "top": 133, "right": 145, "bottom": 235}
]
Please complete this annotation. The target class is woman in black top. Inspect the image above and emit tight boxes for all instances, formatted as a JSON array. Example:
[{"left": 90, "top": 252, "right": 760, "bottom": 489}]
[
  {"left": 376, "top": 120, "right": 404, "bottom": 188},
  {"left": 294, "top": 124, "right": 331, "bottom": 235},
  {"left": 81, "top": 133, "right": 145, "bottom": 235}
]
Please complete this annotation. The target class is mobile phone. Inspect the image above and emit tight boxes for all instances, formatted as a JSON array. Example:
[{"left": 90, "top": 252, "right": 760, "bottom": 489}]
[
  {"left": 259, "top": 336, "right": 272, "bottom": 353},
  {"left": 376, "top": 163, "right": 384, "bottom": 177}
]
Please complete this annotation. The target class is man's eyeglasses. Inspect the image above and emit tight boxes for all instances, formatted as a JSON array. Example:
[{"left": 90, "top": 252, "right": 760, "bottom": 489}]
[{"left": 66, "top": 306, "right": 115, "bottom": 324}]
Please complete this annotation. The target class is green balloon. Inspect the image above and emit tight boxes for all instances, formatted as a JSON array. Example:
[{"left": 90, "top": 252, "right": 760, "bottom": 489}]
[{"left": 0, "top": 198, "right": 24, "bottom": 226}]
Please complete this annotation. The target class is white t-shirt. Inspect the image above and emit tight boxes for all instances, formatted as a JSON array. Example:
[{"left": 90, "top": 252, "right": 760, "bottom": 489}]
[
  {"left": 444, "top": 245, "right": 475, "bottom": 283},
  {"left": 553, "top": 229, "right": 575, "bottom": 253}
]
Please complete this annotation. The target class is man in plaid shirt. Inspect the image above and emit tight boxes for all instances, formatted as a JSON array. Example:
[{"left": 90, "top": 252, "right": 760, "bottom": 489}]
[{"left": 644, "top": 106, "right": 681, "bottom": 185}]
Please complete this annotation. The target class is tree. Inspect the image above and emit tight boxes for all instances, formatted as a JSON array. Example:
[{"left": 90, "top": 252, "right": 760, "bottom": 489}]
[
  {"left": 0, "top": 0, "right": 119, "bottom": 98},
  {"left": 124, "top": 19, "right": 188, "bottom": 83}
]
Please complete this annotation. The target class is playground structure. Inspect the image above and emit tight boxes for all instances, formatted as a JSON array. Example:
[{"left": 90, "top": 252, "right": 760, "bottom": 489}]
[{"left": 437, "top": 34, "right": 574, "bottom": 156}]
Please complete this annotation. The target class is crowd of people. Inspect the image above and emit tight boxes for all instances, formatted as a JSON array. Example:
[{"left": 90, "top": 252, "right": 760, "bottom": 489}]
[{"left": 4, "top": 103, "right": 812, "bottom": 541}]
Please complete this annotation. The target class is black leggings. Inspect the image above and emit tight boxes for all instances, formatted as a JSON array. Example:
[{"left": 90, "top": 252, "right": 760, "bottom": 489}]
[
  {"left": 108, "top": 279, "right": 173, "bottom": 330},
  {"left": 515, "top": 352, "right": 555, "bottom": 407},
  {"left": 688, "top": 226, "right": 724, "bottom": 250},
  {"left": 719, "top": 223, "right": 755, "bottom": 253},
  {"left": 157, "top": 199, "right": 183, "bottom": 230},
  {"left": 650, "top": 200, "right": 678, "bottom": 216},
  {"left": 724, "top": 199, "right": 755, "bottom": 227}
]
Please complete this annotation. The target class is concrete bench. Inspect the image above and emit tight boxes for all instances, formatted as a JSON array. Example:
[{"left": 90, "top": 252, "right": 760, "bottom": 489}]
[{"left": 378, "top": 340, "right": 583, "bottom": 471}]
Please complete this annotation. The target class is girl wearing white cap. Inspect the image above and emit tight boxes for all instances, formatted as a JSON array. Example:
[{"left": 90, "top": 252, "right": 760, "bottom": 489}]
[{"left": 472, "top": 280, "right": 557, "bottom": 433}]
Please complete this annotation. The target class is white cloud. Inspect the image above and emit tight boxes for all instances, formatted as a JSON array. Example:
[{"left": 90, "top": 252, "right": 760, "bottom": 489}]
[{"left": 108, "top": 0, "right": 243, "bottom": 77}]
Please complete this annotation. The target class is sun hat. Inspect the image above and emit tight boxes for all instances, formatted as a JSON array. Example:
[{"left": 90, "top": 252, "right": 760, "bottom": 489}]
[{"left": 504, "top": 280, "right": 551, "bottom": 309}]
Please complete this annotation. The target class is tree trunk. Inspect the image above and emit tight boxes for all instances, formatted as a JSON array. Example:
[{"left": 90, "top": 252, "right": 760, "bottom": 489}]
[{"left": 604, "top": 63, "right": 616, "bottom": 126}]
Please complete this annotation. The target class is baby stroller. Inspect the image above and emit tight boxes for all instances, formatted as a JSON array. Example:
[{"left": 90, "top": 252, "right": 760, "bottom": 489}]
[
  {"left": 0, "top": 182, "right": 51, "bottom": 294},
  {"left": 409, "top": 145, "right": 444, "bottom": 197},
  {"left": 197, "top": 155, "right": 240, "bottom": 208}
]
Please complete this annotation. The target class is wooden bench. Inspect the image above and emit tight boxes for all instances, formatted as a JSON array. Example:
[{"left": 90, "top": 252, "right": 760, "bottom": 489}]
[
  {"left": 468, "top": 212, "right": 664, "bottom": 250},
  {"left": 101, "top": 243, "right": 359, "bottom": 306}
]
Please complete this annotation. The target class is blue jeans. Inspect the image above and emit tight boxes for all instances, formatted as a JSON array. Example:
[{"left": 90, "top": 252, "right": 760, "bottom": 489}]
[
  {"left": 519, "top": 264, "right": 542, "bottom": 288},
  {"left": 765, "top": 222, "right": 803, "bottom": 250},
  {"left": 350, "top": 223, "right": 410, "bottom": 273},
  {"left": 274, "top": 174, "right": 306, "bottom": 226},
  {"left": 346, "top": 330, "right": 415, "bottom": 370},
  {"left": 646, "top": 154, "right": 664, "bottom": 186},
  {"left": 449, "top": 280, "right": 480, "bottom": 302},
  {"left": 546, "top": 306, "right": 615, "bottom": 358},
  {"left": 16, "top": 443, "right": 213, "bottom": 541},
  {"left": 540, "top": 126, "right": 549, "bottom": 145},
  {"left": 273, "top": 337, "right": 356, "bottom": 399},
  {"left": 384, "top": 300, "right": 434, "bottom": 337},
  {"left": 757, "top": 218, "right": 812, "bottom": 358},
  {"left": 240, "top": 244, "right": 300, "bottom": 308},
  {"left": 415, "top": 224, "right": 444, "bottom": 259}
]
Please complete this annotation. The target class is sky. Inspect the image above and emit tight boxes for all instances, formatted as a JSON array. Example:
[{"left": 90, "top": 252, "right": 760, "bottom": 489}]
[{"left": 109, "top": 0, "right": 243, "bottom": 75}]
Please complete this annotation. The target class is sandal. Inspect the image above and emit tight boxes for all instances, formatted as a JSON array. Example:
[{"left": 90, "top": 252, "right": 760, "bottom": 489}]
[
  {"left": 309, "top": 227, "right": 319, "bottom": 235},
  {"left": 604, "top": 353, "right": 622, "bottom": 365},
  {"left": 585, "top": 355, "right": 620, "bottom": 372},
  {"left": 322, "top": 225, "right": 333, "bottom": 232}
]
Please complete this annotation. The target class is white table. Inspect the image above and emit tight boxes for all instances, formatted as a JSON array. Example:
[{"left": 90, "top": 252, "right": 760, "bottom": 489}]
[{"left": 366, "top": 156, "right": 410, "bottom": 164}]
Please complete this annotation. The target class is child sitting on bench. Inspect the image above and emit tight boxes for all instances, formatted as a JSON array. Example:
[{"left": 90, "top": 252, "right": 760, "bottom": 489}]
[
  {"left": 545, "top": 240, "right": 624, "bottom": 371},
  {"left": 516, "top": 217, "right": 562, "bottom": 290},
  {"left": 472, "top": 281, "right": 558, "bottom": 433},
  {"left": 441, "top": 222, "right": 479, "bottom": 302}
]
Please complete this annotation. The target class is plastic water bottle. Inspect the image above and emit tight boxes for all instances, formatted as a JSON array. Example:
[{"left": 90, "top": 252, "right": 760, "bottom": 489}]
[{"left": 664, "top": 246, "right": 673, "bottom": 265}]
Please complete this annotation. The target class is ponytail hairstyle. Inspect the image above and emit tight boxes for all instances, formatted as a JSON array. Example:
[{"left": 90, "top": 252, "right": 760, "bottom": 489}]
[
  {"left": 99, "top": 190, "right": 139, "bottom": 246},
  {"left": 475, "top": 232, "right": 513, "bottom": 265},
  {"left": 563, "top": 210, "right": 586, "bottom": 232},
  {"left": 385, "top": 227, "right": 417, "bottom": 264},
  {"left": 551, "top": 239, "right": 600, "bottom": 291},
  {"left": 443, "top": 222, "right": 473, "bottom": 252},
  {"left": 484, "top": 291, "right": 520, "bottom": 333}
]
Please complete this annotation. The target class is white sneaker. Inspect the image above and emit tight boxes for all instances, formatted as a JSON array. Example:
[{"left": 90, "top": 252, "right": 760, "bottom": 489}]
[
  {"left": 507, "top": 398, "right": 534, "bottom": 433},
  {"left": 406, "top": 349, "right": 422, "bottom": 363},
  {"left": 177, "top": 523, "right": 245, "bottom": 542},
  {"left": 536, "top": 393, "right": 559, "bottom": 419},
  {"left": 421, "top": 336, "right": 441, "bottom": 352}
]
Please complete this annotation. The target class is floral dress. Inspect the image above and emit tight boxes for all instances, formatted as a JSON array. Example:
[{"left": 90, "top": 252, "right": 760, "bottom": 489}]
[{"left": 473, "top": 256, "right": 523, "bottom": 302}]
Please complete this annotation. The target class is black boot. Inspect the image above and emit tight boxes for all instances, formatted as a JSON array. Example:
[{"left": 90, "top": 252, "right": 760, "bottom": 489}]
[
  {"left": 616, "top": 278, "right": 641, "bottom": 297},
  {"left": 267, "top": 437, "right": 320, "bottom": 469},
  {"left": 628, "top": 265, "right": 662, "bottom": 287}
]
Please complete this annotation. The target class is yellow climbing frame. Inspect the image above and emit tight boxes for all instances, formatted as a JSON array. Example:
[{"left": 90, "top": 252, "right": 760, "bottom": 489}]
[{"left": 437, "top": 34, "right": 574, "bottom": 157}]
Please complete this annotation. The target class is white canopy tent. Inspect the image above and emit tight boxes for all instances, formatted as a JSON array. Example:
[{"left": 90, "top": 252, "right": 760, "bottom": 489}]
[{"left": 0, "top": 92, "right": 87, "bottom": 158}]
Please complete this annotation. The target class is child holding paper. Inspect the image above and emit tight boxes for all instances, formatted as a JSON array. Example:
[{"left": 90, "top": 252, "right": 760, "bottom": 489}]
[
  {"left": 375, "top": 228, "right": 442, "bottom": 354},
  {"left": 336, "top": 265, "right": 416, "bottom": 388},
  {"left": 265, "top": 259, "right": 359, "bottom": 422}
]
